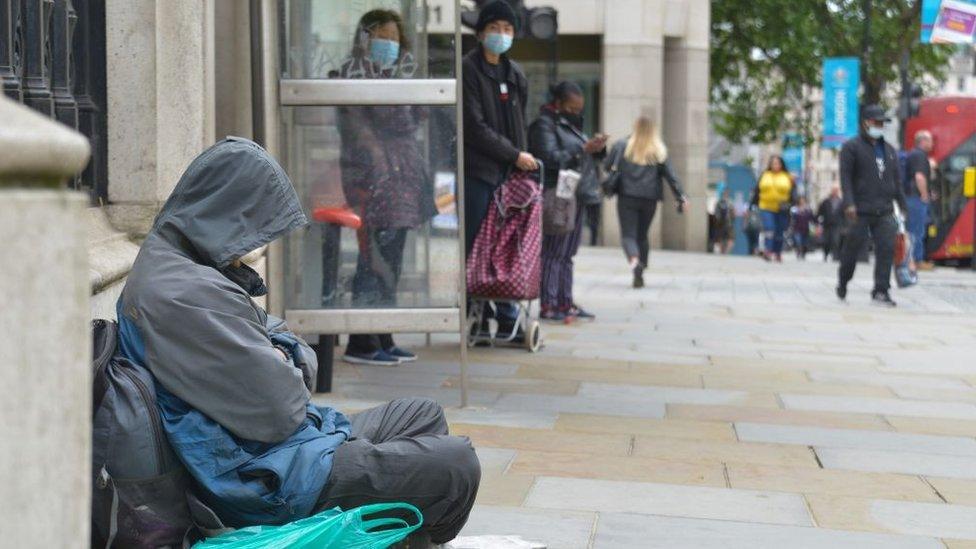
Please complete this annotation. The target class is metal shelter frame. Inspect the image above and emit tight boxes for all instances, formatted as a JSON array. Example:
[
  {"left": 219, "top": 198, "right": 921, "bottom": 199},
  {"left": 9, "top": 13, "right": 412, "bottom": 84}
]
[{"left": 250, "top": 0, "right": 471, "bottom": 406}]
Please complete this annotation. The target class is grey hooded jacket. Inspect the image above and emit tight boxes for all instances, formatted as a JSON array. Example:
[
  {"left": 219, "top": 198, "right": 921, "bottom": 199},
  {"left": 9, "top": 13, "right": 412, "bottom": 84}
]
[{"left": 118, "top": 137, "right": 312, "bottom": 444}]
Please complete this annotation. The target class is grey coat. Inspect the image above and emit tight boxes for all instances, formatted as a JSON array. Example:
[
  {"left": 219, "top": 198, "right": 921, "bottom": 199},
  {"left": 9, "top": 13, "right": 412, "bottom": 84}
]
[{"left": 118, "top": 137, "right": 313, "bottom": 444}]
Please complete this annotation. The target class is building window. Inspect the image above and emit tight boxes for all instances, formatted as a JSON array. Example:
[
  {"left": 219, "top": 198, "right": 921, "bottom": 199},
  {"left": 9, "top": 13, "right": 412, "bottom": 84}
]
[
  {"left": 1, "top": 0, "right": 108, "bottom": 203},
  {"left": 959, "top": 77, "right": 966, "bottom": 93}
]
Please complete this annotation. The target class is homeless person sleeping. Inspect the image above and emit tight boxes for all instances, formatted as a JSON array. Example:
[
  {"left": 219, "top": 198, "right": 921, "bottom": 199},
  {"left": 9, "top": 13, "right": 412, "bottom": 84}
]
[{"left": 114, "top": 137, "right": 480, "bottom": 545}]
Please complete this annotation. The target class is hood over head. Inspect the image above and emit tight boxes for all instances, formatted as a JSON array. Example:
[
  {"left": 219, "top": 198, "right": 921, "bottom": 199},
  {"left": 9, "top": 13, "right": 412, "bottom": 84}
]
[{"left": 151, "top": 137, "right": 307, "bottom": 268}]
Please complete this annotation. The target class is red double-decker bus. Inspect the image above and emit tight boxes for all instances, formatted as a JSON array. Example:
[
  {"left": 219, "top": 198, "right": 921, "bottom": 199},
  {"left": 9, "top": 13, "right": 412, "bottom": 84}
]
[{"left": 904, "top": 97, "right": 976, "bottom": 262}]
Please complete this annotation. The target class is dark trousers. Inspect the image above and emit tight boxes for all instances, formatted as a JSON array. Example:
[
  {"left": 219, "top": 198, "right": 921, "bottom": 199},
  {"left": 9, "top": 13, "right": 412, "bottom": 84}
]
[
  {"left": 822, "top": 225, "right": 843, "bottom": 262},
  {"left": 541, "top": 205, "right": 584, "bottom": 311},
  {"left": 617, "top": 195, "right": 658, "bottom": 270},
  {"left": 745, "top": 230, "right": 760, "bottom": 255},
  {"left": 465, "top": 177, "right": 516, "bottom": 324},
  {"left": 347, "top": 228, "right": 408, "bottom": 354},
  {"left": 839, "top": 213, "right": 897, "bottom": 293},
  {"left": 584, "top": 202, "right": 601, "bottom": 246},
  {"left": 317, "top": 398, "right": 481, "bottom": 544}
]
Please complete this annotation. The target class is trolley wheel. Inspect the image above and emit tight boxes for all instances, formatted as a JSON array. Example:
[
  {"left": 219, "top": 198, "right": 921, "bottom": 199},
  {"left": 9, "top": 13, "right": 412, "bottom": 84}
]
[{"left": 525, "top": 321, "right": 542, "bottom": 353}]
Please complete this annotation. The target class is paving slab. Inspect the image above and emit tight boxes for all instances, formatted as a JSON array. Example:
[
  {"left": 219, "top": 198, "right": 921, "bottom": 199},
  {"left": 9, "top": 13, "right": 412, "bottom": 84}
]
[
  {"left": 667, "top": 403, "right": 892, "bottom": 431},
  {"left": 886, "top": 416, "right": 976, "bottom": 437},
  {"left": 925, "top": 477, "right": 976, "bottom": 506},
  {"left": 869, "top": 499, "right": 976, "bottom": 539},
  {"left": 509, "top": 450, "right": 727, "bottom": 487},
  {"left": 446, "top": 407, "right": 559, "bottom": 430},
  {"left": 815, "top": 447, "right": 976, "bottom": 479},
  {"left": 554, "top": 413, "right": 736, "bottom": 441},
  {"left": 492, "top": 393, "right": 667, "bottom": 419},
  {"left": 450, "top": 424, "right": 634, "bottom": 456},
  {"left": 525, "top": 477, "right": 814, "bottom": 526},
  {"left": 592, "top": 513, "right": 943, "bottom": 549},
  {"left": 726, "top": 463, "right": 940, "bottom": 502},
  {"left": 807, "top": 371, "right": 973, "bottom": 391},
  {"left": 634, "top": 435, "right": 820, "bottom": 467},
  {"left": 459, "top": 505, "right": 595, "bottom": 549},
  {"left": 578, "top": 382, "right": 777, "bottom": 407},
  {"left": 735, "top": 422, "right": 976, "bottom": 456},
  {"left": 780, "top": 394, "right": 976, "bottom": 421}
]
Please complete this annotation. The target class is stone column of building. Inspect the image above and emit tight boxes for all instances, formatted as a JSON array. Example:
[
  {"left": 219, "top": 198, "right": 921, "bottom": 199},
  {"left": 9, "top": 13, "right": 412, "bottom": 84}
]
[
  {"left": 0, "top": 96, "right": 92, "bottom": 548},
  {"left": 599, "top": 0, "right": 666, "bottom": 249},
  {"left": 661, "top": 0, "right": 710, "bottom": 251},
  {"left": 104, "top": 0, "right": 216, "bottom": 237}
]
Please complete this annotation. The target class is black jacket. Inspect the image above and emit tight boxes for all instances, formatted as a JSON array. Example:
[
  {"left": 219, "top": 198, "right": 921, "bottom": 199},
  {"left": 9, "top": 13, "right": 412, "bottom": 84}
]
[
  {"left": 527, "top": 108, "right": 602, "bottom": 201},
  {"left": 462, "top": 47, "right": 529, "bottom": 187},
  {"left": 605, "top": 139, "right": 685, "bottom": 201},
  {"left": 817, "top": 196, "right": 845, "bottom": 228},
  {"left": 839, "top": 133, "right": 907, "bottom": 216}
]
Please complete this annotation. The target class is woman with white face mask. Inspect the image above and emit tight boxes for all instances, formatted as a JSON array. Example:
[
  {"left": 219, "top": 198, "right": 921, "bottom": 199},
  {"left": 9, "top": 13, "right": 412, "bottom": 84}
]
[
  {"left": 461, "top": 0, "right": 538, "bottom": 342},
  {"left": 335, "top": 10, "right": 435, "bottom": 366}
]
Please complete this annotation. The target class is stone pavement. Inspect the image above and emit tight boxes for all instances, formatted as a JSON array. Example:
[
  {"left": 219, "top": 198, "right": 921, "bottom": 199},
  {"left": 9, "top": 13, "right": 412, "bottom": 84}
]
[{"left": 312, "top": 247, "right": 976, "bottom": 548}]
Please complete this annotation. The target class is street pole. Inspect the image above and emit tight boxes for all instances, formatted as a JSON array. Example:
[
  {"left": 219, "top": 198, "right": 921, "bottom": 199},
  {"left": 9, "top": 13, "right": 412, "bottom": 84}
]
[
  {"left": 860, "top": 0, "right": 873, "bottom": 104},
  {"left": 899, "top": 49, "right": 910, "bottom": 148}
]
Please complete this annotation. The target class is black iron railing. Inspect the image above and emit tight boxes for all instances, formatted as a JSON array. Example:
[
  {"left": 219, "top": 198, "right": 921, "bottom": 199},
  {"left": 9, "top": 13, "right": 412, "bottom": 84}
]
[{"left": 1, "top": 0, "right": 107, "bottom": 201}]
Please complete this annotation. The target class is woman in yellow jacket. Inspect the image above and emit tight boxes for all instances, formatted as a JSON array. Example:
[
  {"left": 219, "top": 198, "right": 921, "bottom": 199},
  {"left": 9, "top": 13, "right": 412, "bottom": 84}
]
[{"left": 751, "top": 156, "right": 796, "bottom": 262}]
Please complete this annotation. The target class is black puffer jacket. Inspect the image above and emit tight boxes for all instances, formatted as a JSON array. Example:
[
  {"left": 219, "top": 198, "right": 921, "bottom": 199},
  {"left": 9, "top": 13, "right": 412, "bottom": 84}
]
[
  {"left": 527, "top": 107, "right": 602, "bottom": 202},
  {"left": 462, "top": 46, "right": 529, "bottom": 186},
  {"left": 839, "top": 133, "right": 907, "bottom": 216},
  {"left": 605, "top": 138, "right": 685, "bottom": 201}
]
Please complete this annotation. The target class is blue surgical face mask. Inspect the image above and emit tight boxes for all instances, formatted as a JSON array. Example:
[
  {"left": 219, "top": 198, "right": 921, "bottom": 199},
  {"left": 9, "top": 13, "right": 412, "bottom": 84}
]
[
  {"left": 369, "top": 38, "right": 400, "bottom": 67},
  {"left": 867, "top": 125, "right": 885, "bottom": 139},
  {"left": 483, "top": 32, "right": 514, "bottom": 55}
]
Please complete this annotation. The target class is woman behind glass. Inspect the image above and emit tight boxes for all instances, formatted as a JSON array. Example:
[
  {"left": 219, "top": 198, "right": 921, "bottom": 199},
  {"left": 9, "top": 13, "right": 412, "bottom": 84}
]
[
  {"left": 751, "top": 155, "right": 796, "bottom": 263},
  {"left": 337, "top": 10, "right": 435, "bottom": 366}
]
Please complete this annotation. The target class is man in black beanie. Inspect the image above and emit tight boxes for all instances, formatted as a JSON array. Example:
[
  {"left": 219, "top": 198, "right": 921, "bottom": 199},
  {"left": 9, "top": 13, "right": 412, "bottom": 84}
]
[{"left": 463, "top": 0, "right": 538, "bottom": 341}]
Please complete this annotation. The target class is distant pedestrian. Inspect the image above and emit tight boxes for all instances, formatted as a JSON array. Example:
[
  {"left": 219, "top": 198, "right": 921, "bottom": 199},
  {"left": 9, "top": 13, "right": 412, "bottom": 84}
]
[
  {"left": 713, "top": 189, "right": 735, "bottom": 254},
  {"left": 751, "top": 156, "right": 795, "bottom": 262},
  {"left": 905, "top": 130, "right": 935, "bottom": 271},
  {"left": 605, "top": 117, "right": 688, "bottom": 288},
  {"left": 528, "top": 81, "right": 607, "bottom": 322},
  {"left": 836, "top": 104, "right": 908, "bottom": 307},
  {"left": 791, "top": 197, "right": 814, "bottom": 260},
  {"left": 817, "top": 184, "right": 845, "bottom": 262},
  {"left": 743, "top": 206, "right": 762, "bottom": 256}
]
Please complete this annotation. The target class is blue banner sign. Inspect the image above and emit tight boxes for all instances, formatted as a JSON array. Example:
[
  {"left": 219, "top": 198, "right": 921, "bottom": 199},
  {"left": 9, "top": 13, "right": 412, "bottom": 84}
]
[
  {"left": 822, "top": 57, "right": 860, "bottom": 149},
  {"left": 782, "top": 133, "right": 805, "bottom": 194}
]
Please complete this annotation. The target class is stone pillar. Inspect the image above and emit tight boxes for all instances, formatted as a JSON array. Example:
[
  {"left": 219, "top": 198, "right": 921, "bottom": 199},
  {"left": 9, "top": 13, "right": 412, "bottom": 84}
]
[
  {"left": 661, "top": 0, "right": 710, "bottom": 251},
  {"left": 104, "top": 0, "right": 215, "bottom": 237},
  {"left": 0, "top": 96, "right": 92, "bottom": 548},
  {"left": 600, "top": 0, "right": 665, "bottom": 249},
  {"left": 215, "top": 0, "right": 253, "bottom": 140}
]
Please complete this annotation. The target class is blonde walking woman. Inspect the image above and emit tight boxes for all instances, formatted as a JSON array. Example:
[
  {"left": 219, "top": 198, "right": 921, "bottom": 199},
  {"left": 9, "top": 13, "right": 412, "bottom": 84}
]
[{"left": 604, "top": 117, "right": 688, "bottom": 288}]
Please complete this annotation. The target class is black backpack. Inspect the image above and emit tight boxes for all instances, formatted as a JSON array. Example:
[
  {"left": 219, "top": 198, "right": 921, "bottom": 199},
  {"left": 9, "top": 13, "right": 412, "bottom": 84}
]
[{"left": 91, "top": 319, "right": 193, "bottom": 548}]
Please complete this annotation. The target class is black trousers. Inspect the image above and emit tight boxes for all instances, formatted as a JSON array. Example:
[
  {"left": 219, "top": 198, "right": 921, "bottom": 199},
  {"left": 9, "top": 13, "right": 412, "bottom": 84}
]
[
  {"left": 584, "top": 203, "right": 601, "bottom": 246},
  {"left": 839, "top": 213, "right": 897, "bottom": 293},
  {"left": 347, "top": 228, "right": 408, "bottom": 354},
  {"left": 316, "top": 398, "right": 481, "bottom": 544},
  {"left": 617, "top": 195, "right": 659, "bottom": 270},
  {"left": 822, "top": 225, "right": 843, "bottom": 261}
]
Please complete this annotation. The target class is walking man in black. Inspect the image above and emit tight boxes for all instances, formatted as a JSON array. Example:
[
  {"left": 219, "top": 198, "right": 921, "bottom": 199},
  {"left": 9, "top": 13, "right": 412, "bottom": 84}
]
[{"left": 836, "top": 105, "right": 907, "bottom": 306}]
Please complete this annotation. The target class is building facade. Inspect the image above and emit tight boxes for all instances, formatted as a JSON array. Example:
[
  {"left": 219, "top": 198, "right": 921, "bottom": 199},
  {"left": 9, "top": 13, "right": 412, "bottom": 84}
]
[{"left": 1, "top": 0, "right": 710, "bottom": 319}]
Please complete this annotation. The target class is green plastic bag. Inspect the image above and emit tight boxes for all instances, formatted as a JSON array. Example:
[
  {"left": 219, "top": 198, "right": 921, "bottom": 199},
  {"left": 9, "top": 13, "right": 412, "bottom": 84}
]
[{"left": 193, "top": 503, "right": 422, "bottom": 549}]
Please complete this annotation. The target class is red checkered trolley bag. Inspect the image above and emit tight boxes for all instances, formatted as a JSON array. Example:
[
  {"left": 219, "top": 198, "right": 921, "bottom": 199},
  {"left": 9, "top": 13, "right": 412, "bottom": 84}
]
[{"left": 466, "top": 169, "right": 544, "bottom": 352}]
